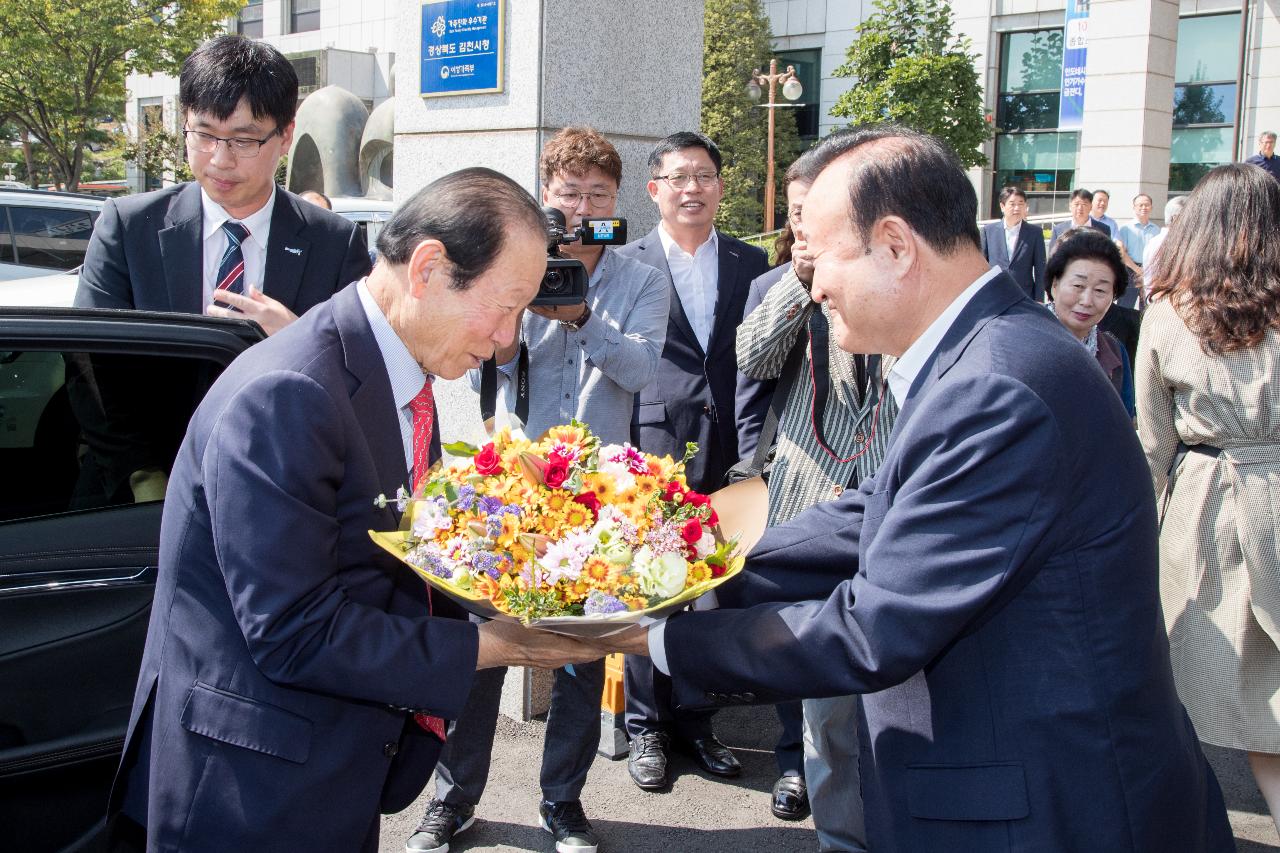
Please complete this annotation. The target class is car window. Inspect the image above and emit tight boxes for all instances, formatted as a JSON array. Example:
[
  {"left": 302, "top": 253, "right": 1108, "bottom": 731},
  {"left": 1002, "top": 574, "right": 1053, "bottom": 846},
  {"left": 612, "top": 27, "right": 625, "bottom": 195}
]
[
  {"left": 0, "top": 348, "right": 223, "bottom": 521},
  {"left": 9, "top": 206, "right": 96, "bottom": 271},
  {"left": 0, "top": 207, "right": 15, "bottom": 263}
]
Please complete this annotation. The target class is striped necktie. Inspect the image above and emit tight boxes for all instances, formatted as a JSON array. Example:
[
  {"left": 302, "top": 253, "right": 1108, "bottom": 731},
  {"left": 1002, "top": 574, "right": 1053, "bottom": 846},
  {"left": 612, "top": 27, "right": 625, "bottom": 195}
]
[
  {"left": 216, "top": 221, "right": 250, "bottom": 294},
  {"left": 408, "top": 376, "right": 447, "bottom": 742}
]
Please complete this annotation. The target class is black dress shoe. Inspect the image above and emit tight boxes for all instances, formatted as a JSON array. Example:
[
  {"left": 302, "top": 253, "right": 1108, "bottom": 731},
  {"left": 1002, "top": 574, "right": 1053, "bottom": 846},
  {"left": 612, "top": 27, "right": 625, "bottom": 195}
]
[
  {"left": 678, "top": 735, "right": 742, "bottom": 777},
  {"left": 770, "top": 774, "right": 810, "bottom": 820},
  {"left": 628, "top": 731, "right": 671, "bottom": 790}
]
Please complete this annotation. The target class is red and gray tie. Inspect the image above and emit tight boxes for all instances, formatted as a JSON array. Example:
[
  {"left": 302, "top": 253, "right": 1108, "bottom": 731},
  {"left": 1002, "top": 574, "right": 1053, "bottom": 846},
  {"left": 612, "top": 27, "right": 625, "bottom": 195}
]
[{"left": 408, "top": 376, "right": 447, "bottom": 741}]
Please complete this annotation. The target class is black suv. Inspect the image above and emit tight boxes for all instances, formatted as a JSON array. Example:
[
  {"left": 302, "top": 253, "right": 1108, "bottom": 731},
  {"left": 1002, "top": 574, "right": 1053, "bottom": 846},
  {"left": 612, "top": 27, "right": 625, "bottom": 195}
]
[{"left": 0, "top": 308, "right": 264, "bottom": 851}]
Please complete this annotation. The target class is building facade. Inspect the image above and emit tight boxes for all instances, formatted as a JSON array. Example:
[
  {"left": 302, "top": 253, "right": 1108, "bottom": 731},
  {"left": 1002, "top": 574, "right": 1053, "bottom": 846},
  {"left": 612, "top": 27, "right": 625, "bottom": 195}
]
[
  {"left": 766, "top": 0, "right": 1279, "bottom": 219},
  {"left": 124, "top": 0, "right": 398, "bottom": 192}
]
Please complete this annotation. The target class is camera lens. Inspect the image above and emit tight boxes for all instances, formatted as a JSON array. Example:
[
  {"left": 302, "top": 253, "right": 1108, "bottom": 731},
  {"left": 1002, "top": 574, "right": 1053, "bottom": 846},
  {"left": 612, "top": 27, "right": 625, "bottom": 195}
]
[{"left": 543, "top": 269, "right": 566, "bottom": 293}]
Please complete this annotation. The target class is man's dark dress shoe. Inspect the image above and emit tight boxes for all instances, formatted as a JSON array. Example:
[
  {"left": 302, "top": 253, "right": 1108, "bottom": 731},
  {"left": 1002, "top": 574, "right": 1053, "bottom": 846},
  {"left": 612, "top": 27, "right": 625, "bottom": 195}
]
[
  {"left": 771, "top": 774, "right": 810, "bottom": 820},
  {"left": 628, "top": 731, "right": 671, "bottom": 790},
  {"left": 678, "top": 735, "right": 741, "bottom": 777}
]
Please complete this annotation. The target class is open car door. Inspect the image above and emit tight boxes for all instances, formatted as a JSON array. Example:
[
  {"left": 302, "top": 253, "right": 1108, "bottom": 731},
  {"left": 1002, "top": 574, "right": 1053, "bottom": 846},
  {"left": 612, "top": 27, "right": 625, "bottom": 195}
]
[{"left": 0, "top": 308, "right": 263, "bottom": 852}]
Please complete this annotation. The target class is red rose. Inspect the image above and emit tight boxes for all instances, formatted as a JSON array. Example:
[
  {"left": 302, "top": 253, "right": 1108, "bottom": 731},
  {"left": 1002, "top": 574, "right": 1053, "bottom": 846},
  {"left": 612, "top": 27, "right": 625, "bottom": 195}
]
[
  {"left": 544, "top": 459, "right": 570, "bottom": 489},
  {"left": 684, "top": 491, "right": 709, "bottom": 508},
  {"left": 474, "top": 443, "right": 502, "bottom": 475},
  {"left": 574, "top": 490, "right": 601, "bottom": 514},
  {"left": 710, "top": 563, "right": 727, "bottom": 578},
  {"left": 663, "top": 481, "right": 686, "bottom": 502},
  {"left": 707, "top": 509, "right": 719, "bottom": 526},
  {"left": 548, "top": 445, "right": 575, "bottom": 465},
  {"left": 680, "top": 518, "right": 703, "bottom": 547}
]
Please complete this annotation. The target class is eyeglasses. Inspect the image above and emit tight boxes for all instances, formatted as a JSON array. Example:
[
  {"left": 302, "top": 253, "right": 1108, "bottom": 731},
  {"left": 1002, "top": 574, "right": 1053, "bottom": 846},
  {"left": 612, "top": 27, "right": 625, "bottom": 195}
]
[
  {"left": 654, "top": 172, "right": 720, "bottom": 189},
  {"left": 552, "top": 190, "right": 616, "bottom": 208},
  {"left": 182, "top": 127, "right": 281, "bottom": 158}
]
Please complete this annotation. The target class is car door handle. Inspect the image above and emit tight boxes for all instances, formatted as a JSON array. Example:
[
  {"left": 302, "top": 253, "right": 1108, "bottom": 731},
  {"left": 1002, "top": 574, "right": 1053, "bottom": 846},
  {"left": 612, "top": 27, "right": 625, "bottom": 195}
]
[{"left": 0, "top": 565, "right": 156, "bottom": 598}]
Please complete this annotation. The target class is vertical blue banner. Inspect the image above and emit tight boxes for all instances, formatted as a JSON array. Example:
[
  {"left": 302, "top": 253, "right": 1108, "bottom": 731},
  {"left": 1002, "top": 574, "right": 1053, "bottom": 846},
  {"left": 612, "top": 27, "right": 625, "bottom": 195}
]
[
  {"left": 421, "top": 0, "right": 504, "bottom": 97},
  {"left": 1058, "top": 0, "right": 1090, "bottom": 130}
]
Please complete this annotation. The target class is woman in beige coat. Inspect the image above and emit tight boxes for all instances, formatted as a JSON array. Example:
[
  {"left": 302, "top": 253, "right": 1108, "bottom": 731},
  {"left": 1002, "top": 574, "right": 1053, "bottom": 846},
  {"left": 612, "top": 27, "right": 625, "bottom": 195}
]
[{"left": 1137, "top": 162, "right": 1280, "bottom": 829}]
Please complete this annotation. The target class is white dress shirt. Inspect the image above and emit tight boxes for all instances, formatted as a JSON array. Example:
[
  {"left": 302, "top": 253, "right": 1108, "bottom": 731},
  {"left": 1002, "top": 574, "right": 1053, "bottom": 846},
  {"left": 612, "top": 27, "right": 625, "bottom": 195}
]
[
  {"left": 1004, "top": 222, "right": 1020, "bottom": 258},
  {"left": 648, "top": 266, "right": 1003, "bottom": 673},
  {"left": 357, "top": 278, "right": 429, "bottom": 472},
  {"left": 887, "top": 267, "right": 1000, "bottom": 407},
  {"left": 658, "top": 223, "right": 718, "bottom": 352},
  {"left": 201, "top": 187, "right": 275, "bottom": 310}
]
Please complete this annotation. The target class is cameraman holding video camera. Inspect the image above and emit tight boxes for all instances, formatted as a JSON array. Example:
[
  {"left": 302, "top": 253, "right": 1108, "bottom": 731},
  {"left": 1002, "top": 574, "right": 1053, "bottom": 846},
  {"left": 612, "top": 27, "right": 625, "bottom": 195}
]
[{"left": 404, "top": 126, "right": 670, "bottom": 853}]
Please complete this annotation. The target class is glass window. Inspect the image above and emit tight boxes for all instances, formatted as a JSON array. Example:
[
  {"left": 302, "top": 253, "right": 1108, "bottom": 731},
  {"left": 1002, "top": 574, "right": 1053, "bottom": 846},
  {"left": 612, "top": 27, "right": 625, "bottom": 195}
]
[
  {"left": 238, "top": 0, "right": 263, "bottom": 39},
  {"left": 1173, "top": 83, "right": 1236, "bottom": 126},
  {"left": 992, "top": 28, "right": 1076, "bottom": 217},
  {"left": 775, "top": 49, "right": 821, "bottom": 141},
  {"left": 1000, "top": 29, "right": 1063, "bottom": 93},
  {"left": 1169, "top": 127, "right": 1234, "bottom": 193},
  {"left": 290, "top": 0, "right": 320, "bottom": 34},
  {"left": 0, "top": 349, "right": 225, "bottom": 521},
  {"left": 0, "top": 208, "right": 15, "bottom": 263},
  {"left": 9, "top": 206, "right": 96, "bottom": 270},
  {"left": 1175, "top": 14, "right": 1241, "bottom": 83}
]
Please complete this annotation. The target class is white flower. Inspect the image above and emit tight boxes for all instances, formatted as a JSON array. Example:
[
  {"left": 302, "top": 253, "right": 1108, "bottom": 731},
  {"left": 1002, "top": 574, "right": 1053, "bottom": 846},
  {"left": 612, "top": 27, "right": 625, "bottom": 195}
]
[
  {"left": 694, "top": 530, "right": 716, "bottom": 559},
  {"left": 411, "top": 497, "right": 452, "bottom": 538},
  {"left": 634, "top": 550, "right": 687, "bottom": 599}
]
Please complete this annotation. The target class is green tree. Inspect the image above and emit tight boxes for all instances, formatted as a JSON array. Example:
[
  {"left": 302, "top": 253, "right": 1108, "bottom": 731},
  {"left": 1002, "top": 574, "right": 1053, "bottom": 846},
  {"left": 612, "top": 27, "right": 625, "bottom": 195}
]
[
  {"left": 0, "top": 0, "right": 242, "bottom": 191},
  {"left": 830, "top": 0, "right": 990, "bottom": 168},
  {"left": 120, "top": 127, "right": 194, "bottom": 185},
  {"left": 701, "top": 0, "right": 801, "bottom": 237}
]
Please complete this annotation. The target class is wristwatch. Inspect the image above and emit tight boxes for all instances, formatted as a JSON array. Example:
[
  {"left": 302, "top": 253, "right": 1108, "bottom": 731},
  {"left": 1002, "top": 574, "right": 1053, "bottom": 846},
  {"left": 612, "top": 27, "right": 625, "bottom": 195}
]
[{"left": 559, "top": 303, "right": 591, "bottom": 331}]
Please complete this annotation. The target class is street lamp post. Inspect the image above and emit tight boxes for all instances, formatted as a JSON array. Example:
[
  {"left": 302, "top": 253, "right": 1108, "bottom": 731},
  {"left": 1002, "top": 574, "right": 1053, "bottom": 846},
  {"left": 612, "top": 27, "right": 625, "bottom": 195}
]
[{"left": 747, "top": 58, "right": 803, "bottom": 233}]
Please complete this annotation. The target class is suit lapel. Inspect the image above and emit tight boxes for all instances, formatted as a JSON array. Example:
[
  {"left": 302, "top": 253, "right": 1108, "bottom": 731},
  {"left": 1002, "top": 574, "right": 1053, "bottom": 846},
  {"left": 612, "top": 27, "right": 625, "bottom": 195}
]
[
  {"left": 158, "top": 183, "right": 205, "bottom": 314},
  {"left": 706, "top": 232, "right": 742, "bottom": 357},
  {"left": 263, "top": 190, "right": 310, "bottom": 310},
  {"left": 885, "top": 273, "right": 1026, "bottom": 452},
  {"left": 989, "top": 223, "right": 1010, "bottom": 267},
  {"left": 332, "top": 285, "right": 413, "bottom": 499},
  {"left": 640, "top": 227, "right": 702, "bottom": 355}
]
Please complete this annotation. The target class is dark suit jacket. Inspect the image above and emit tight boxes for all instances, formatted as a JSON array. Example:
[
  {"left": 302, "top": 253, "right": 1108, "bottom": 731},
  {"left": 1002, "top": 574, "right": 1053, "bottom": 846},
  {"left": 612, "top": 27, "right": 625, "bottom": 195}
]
[
  {"left": 734, "top": 262, "right": 790, "bottom": 461},
  {"left": 109, "top": 284, "right": 477, "bottom": 852},
  {"left": 1048, "top": 216, "right": 1110, "bottom": 257},
  {"left": 662, "top": 273, "right": 1233, "bottom": 852},
  {"left": 619, "top": 227, "right": 769, "bottom": 493},
  {"left": 981, "top": 220, "right": 1046, "bottom": 302},
  {"left": 76, "top": 181, "right": 371, "bottom": 317}
]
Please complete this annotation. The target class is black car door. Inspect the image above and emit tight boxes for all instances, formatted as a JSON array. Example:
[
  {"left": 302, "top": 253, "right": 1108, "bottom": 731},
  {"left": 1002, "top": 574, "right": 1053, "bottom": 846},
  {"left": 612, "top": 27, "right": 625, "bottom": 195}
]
[{"left": 0, "top": 308, "right": 263, "bottom": 852}]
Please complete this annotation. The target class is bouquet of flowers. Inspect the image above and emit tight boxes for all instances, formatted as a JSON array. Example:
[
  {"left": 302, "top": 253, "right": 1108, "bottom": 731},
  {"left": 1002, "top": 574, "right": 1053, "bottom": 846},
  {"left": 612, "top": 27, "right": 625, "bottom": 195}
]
[{"left": 369, "top": 422, "right": 744, "bottom": 636}]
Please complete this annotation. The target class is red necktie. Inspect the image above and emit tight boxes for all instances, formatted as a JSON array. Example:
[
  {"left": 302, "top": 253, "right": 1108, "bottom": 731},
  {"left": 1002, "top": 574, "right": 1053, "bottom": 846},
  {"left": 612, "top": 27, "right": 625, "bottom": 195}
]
[
  {"left": 408, "top": 377, "right": 447, "bottom": 741},
  {"left": 410, "top": 377, "right": 435, "bottom": 492}
]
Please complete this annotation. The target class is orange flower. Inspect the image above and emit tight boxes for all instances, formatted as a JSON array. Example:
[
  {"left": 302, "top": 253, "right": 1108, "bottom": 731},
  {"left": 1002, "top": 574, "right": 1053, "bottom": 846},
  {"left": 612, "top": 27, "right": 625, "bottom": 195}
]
[
  {"left": 562, "top": 503, "right": 592, "bottom": 530},
  {"left": 545, "top": 423, "right": 589, "bottom": 448},
  {"left": 686, "top": 561, "right": 712, "bottom": 587}
]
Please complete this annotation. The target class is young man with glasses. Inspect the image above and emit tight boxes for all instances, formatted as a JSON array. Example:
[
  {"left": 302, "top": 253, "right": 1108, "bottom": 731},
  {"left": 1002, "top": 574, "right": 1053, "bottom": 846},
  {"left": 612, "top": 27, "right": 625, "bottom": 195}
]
[
  {"left": 77, "top": 35, "right": 371, "bottom": 336},
  {"left": 405, "top": 126, "right": 670, "bottom": 853},
  {"left": 616, "top": 130, "right": 769, "bottom": 792}
]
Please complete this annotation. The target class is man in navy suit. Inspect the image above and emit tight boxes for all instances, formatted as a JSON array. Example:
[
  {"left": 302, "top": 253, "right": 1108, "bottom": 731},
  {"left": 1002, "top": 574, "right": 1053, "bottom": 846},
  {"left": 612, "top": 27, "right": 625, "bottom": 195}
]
[
  {"left": 1048, "top": 187, "right": 1111, "bottom": 256},
  {"left": 77, "top": 36, "right": 370, "bottom": 335},
  {"left": 980, "top": 186, "right": 1046, "bottom": 302},
  {"left": 106, "top": 169, "right": 595, "bottom": 852},
  {"left": 603, "top": 126, "right": 1234, "bottom": 852},
  {"left": 617, "top": 131, "right": 769, "bottom": 791}
]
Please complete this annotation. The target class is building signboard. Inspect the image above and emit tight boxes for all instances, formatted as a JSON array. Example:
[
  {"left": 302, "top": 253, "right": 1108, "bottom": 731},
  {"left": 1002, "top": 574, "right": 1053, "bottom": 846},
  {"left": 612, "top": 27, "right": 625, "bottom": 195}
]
[
  {"left": 1058, "top": 0, "right": 1090, "bottom": 130},
  {"left": 420, "top": 0, "right": 503, "bottom": 97}
]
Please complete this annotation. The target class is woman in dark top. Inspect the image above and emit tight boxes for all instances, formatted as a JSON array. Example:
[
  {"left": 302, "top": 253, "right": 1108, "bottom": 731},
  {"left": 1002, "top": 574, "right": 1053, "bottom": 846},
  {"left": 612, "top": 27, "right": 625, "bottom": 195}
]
[{"left": 1045, "top": 227, "right": 1136, "bottom": 418}]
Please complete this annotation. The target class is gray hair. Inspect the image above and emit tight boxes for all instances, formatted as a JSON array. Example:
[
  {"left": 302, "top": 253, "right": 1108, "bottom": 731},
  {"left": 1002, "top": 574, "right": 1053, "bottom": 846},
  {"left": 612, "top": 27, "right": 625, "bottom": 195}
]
[
  {"left": 1164, "top": 195, "right": 1187, "bottom": 222},
  {"left": 1260, "top": 130, "right": 1278, "bottom": 143}
]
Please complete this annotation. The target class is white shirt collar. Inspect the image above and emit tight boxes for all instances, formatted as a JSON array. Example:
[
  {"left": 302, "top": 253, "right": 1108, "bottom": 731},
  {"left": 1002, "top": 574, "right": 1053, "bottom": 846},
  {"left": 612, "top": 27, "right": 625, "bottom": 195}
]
[
  {"left": 201, "top": 186, "right": 276, "bottom": 242},
  {"left": 657, "top": 222, "right": 717, "bottom": 261},
  {"left": 887, "top": 266, "right": 1002, "bottom": 407},
  {"left": 356, "top": 278, "right": 429, "bottom": 410}
]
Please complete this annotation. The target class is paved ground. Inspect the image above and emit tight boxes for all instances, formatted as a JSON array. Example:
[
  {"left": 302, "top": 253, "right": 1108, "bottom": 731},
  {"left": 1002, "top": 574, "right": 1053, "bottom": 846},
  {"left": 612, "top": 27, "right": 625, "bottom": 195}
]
[{"left": 378, "top": 703, "right": 1280, "bottom": 853}]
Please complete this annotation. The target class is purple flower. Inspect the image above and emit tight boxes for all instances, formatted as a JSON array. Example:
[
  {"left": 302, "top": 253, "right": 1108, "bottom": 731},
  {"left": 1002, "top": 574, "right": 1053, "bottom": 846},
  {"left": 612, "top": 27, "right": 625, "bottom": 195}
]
[
  {"left": 471, "top": 550, "right": 504, "bottom": 579},
  {"left": 485, "top": 515, "right": 504, "bottom": 539},
  {"left": 457, "top": 484, "right": 477, "bottom": 511},
  {"left": 583, "top": 590, "right": 629, "bottom": 616},
  {"left": 477, "top": 496, "right": 503, "bottom": 516}
]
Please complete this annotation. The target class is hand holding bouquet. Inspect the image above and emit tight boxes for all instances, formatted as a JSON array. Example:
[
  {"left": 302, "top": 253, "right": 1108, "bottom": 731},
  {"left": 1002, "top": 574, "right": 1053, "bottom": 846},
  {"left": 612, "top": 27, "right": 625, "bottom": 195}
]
[{"left": 370, "top": 422, "right": 744, "bottom": 635}]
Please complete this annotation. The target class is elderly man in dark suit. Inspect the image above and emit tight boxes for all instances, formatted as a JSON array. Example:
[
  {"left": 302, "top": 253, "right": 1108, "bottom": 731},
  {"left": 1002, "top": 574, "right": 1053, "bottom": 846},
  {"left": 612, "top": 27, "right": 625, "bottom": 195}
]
[
  {"left": 76, "top": 35, "right": 370, "bottom": 335},
  {"left": 981, "top": 186, "right": 1046, "bottom": 302},
  {"left": 617, "top": 131, "right": 769, "bottom": 792},
  {"left": 601, "top": 125, "right": 1234, "bottom": 853},
  {"left": 106, "top": 169, "right": 594, "bottom": 853}
]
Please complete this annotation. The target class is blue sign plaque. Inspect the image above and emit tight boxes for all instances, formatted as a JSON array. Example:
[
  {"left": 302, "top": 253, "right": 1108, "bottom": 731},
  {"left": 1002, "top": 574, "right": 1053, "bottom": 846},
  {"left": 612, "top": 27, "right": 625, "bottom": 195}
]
[
  {"left": 421, "top": 0, "right": 503, "bottom": 97},
  {"left": 1058, "top": 0, "right": 1090, "bottom": 130}
]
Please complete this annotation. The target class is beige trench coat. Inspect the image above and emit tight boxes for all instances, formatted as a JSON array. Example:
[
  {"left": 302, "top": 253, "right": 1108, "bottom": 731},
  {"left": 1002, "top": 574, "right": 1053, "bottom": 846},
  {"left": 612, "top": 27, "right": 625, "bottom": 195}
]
[{"left": 1137, "top": 299, "right": 1280, "bottom": 752}]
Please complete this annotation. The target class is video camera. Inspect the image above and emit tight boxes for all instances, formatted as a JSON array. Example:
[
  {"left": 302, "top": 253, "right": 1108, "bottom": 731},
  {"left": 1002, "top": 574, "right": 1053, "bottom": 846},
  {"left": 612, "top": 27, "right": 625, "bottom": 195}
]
[{"left": 534, "top": 206, "right": 628, "bottom": 306}]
